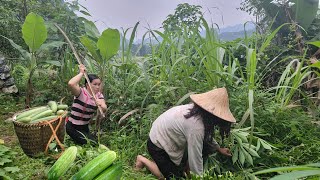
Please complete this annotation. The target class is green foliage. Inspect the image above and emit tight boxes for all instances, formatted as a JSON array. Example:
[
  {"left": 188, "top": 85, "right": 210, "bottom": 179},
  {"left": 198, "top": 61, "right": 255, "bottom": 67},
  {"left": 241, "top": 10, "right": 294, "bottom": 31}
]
[
  {"left": 22, "top": 12, "right": 47, "bottom": 53},
  {"left": 162, "top": 3, "right": 203, "bottom": 33},
  {"left": 0, "top": 144, "right": 19, "bottom": 179},
  {"left": 253, "top": 163, "right": 320, "bottom": 179},
  {"left": 240, "top": 0, "right": 319, "bottom": 30},
  {"left": 97, "top": 29, "right": 121, "bottom": 61},
  {"left": 292, "top": 0, "right": 319, "bottom": 30},
  {"left": 79, "top": 20, "right": 120, "bottom": 93}
]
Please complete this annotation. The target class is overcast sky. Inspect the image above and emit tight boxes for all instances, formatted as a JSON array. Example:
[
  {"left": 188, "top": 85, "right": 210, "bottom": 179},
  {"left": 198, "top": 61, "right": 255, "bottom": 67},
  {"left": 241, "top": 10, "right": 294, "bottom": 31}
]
[{"left": 78, "top": 0, "right": 255, "bottom": 38}]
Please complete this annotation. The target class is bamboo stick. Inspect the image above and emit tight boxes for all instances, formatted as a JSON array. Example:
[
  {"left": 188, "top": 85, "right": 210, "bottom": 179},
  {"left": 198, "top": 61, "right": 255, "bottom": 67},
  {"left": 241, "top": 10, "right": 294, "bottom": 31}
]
[{"left": 54, "top": 23, "right": 105, "bottom": 117}]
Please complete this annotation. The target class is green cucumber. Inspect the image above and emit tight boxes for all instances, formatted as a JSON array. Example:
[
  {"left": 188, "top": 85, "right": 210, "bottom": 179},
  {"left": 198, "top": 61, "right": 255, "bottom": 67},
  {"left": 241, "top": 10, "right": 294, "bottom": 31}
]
[
  {"left": 72, "top": 151, "right": 117, "bottom": 180},
  {"left": 18, "top": 117, "right": 32, "bottom": 123},
  {"left": 56, "top": 110, "right": 66, "bottom": 115},
  {"left": 30, "top": 115, "right": 58, "bottom": 123},
  {"left": 57, "top": 104, "right": 68, "bottom": 110},
  {"left": 47, "top": 146, "right": 78, "bottom": 180},
  {"left": 48, "top": 101, "right": 58, "bottom": 113},
  {"left": 93, "top": 163, "right": 122, "bottom": 180},
  {"left": 16, "top": 106, "right": 47, "bottom": 120},
  {"left": 30, "top": 109, "right": 53, "bottom": 121}
]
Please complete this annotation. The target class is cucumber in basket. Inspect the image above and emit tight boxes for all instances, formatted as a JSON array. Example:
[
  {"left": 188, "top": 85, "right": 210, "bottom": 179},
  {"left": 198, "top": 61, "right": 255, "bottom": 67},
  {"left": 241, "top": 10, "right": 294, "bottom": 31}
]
[
  {"left": 16, "top": 106, "right": 48, "bottom": 121},
  {"left": 57, "top": 104, "right": 68, "bottom": 110},
  {"left": 30, "top": 109, "right": 53, "bottom": 121},
  {"left": 48, "top": 101, "right": 58, "bottom": 113},
  {"left": 30, "top": 115, "right": 59, "bottom": 124}
]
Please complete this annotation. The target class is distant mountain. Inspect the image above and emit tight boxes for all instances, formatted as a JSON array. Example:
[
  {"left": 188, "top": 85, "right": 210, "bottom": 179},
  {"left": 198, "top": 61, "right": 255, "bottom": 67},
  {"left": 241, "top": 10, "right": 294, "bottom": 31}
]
[
  {"left": 218, "top": 23, "right": 255, "bottom": 34},
  {"left": 134, "top": 23, "right": 255, "bottom": 44},
  {"left": 219, "top": 29, "right": 255, "bottom": 41}
]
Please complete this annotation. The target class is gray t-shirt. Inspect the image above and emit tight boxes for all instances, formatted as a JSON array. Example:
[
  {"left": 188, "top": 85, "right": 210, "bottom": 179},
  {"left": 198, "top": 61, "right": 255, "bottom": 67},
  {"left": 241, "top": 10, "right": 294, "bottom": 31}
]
[{"left": 149, "top": 104, "right": 220, "bottom": 175}]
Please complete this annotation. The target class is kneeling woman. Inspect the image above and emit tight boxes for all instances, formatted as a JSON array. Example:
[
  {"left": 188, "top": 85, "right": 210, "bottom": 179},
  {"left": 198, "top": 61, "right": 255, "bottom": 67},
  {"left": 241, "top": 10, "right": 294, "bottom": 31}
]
[
  {"left": 135, "top": 87, "right": 236, "bottom": 179},
  {"left": 66, "top": 64, "right": 107, "bottom": 145}
]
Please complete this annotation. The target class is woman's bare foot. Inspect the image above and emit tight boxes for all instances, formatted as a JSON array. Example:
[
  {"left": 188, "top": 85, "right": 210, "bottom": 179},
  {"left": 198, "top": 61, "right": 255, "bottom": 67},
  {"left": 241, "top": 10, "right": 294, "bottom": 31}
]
[{"left": 134, "top": 155, "right": 145, "bottom": 171}]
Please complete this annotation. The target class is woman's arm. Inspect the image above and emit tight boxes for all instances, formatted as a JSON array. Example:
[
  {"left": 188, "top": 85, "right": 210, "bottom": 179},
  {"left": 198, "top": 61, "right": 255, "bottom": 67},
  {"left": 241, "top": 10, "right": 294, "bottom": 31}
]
[{"left": 68, "top": 64, "right": 85, "bottom": 96}]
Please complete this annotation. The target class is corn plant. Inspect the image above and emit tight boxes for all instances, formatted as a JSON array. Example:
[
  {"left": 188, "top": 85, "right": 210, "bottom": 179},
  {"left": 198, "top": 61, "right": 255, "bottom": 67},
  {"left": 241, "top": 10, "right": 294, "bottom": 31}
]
[
  {"left": 238, "top": 23, "right": 291, "bottom": 144},
  {"left": 272, "top": 58, "right": 313, "bottom": 107}
]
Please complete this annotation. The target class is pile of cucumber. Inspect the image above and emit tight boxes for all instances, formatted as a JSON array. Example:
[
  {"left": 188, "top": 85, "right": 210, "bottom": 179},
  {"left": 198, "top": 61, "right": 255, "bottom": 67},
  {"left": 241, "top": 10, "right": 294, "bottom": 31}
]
[
  {"left": 48, "top": 146, "right": 122, "bottom": 180},
  {"left": 15, "top": 101, "right": 68, "bottom": 124}
]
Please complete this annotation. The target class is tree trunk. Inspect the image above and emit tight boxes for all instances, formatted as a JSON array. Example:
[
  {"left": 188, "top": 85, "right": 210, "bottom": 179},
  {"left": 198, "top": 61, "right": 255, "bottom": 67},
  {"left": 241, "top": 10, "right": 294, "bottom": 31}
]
[
  {"left": 22, "top": 0, "right": 28, "bottom": 20},
  {"left": 25, "top": 76, "right": 33, "bottom": 108}
]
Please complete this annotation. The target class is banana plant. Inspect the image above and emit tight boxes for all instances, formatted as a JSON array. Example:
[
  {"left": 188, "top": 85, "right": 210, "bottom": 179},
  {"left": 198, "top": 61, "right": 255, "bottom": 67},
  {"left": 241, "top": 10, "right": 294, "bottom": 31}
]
[
  {"left": 1, "top": 12, "right": 64, "bottom": 107},
  {"left": 80, "top": 20, "right": 120, "bottom": 93},
  {"left": 231, "top": 127, "right": 275, "bottom": 166}
]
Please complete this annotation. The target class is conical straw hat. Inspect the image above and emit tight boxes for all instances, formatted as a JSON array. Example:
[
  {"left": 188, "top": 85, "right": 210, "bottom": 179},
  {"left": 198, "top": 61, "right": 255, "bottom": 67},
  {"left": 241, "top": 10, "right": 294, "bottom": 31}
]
[{"left": 190, "top": 87, "right": 236, "bottom": 123}]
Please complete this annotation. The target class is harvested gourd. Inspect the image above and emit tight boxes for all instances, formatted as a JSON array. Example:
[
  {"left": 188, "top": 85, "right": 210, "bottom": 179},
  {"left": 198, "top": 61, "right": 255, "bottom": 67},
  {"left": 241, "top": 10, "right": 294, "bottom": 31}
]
[
  {"left": 57, "top": 104, "right": 68, "bottom": 110},
  {"left": 93, "top": 163, "right": 122, "bottom": 180},
  {"left": 14, "top": 100, "right": 68, "bottom": 124},
  {"left": 16, "top": 106, "right": 47, "bottom": 121},
  {"left": 71, "top": 151, "right": 117, "bottom": 180},
  {"left": 47, "top": 146, "right": 78, "bottom": 180},
  {"left": 48, "top": 101, "right": 58, "bottom": 113}
]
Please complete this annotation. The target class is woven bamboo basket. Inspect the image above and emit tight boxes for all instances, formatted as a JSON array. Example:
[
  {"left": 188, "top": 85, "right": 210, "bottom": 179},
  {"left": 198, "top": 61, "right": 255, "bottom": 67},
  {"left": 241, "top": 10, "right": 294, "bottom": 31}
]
[{"left": 12, "top": 107, "right": 65, "bottom": 157}]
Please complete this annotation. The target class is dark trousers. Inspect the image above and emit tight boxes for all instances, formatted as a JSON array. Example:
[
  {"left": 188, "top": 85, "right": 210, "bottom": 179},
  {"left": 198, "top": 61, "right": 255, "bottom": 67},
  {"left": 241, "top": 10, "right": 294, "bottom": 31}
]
[
  {"left": 66, "top": 120, "right": 97, "bottom": 145},
  {"left": 147, "top": 138, "right": 187, "bottom": 179}
]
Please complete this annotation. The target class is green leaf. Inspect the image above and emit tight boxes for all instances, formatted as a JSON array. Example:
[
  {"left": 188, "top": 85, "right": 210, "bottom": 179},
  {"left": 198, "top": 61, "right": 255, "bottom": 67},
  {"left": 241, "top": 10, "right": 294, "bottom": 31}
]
[
  {"left": 307, "top": 41, "right": 320, "bottom": 48},
  {"left": 0, "top": 139, "right": 3, "bottom": 144},
  {"left": 232, "top": 147, "right": 238, "bottom": 164},
  {"left": 80, "top": 35, "right": 101, "bottom": 63},
  {"left": 175, "top": 92, "right": 195, "bottom": 106},
  {"left": 84, "top": 20, "right": 100, "bottom": 38},
  {"left": 0, "top": 158, "right": 12, "bottom": 166},
  {"left": 306, "top": 163, "right": 320, "bottom": 168},
  {"left": 0, "top": 35, "right": 31, "bottom": 60},
  {"left": 0, "top": 145, "right": 9, "bottom": 153},
  {"left": 310, "top": 61, "right": 320, "bottom": 69},
  {"left": 292, "top": 0, "right": 319, "bottom": 30},
  {"left": 270, "top": 170, "right": 320, "bottom": 180},
  {"left": 260, "top": 139, "right": 272, "bottom": 150},
  {"left": 256, "top": 139, "right": 261, "bottom": 151},
  {"left": 243, "top": 148, "right": 253, "bottom": 166},
  {"left": 253, "top": 166, "right": 319, "bottom": 175},
  {"left": 49, "top": 143, "right": 56, "bottom": 150},
  {"left": 97, "top": 28, "right": 120, "bottom": 60},
  {"left": 39, "top": 41, "right": 65, "bottom": 51},
  {"left": 4, "top": 167, "right": 20, "bottom": 173},
  {"left": 239, "top": 149, "right": 245, "bottom": 165},
  {"left": 43, "top": 60, "right": 61, "bottom": 66},
  {"left": 22, "top": 12, "right": 47, "bottom": 52}
]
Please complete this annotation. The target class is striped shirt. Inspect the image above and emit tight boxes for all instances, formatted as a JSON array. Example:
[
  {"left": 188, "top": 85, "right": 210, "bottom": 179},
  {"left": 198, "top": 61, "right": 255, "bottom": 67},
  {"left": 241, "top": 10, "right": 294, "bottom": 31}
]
[{"left": 68, "top": 87, "right": 104, "bottom": 125}]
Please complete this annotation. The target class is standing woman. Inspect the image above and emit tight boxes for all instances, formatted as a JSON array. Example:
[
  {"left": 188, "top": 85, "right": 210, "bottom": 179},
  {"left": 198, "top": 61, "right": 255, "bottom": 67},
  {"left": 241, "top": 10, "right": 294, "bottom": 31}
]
[
  {"left": 135, "top": 87, "right": 236, "bottom": 179},
  {"left": 66, "top": 64, "right": 107, "bottom": 145}
]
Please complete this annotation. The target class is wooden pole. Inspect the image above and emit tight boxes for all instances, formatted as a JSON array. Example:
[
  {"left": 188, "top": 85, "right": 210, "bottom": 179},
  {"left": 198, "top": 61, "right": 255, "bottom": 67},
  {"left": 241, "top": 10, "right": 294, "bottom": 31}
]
[{"left": 54, "top": 23, "right": 105, "bottom": 117}]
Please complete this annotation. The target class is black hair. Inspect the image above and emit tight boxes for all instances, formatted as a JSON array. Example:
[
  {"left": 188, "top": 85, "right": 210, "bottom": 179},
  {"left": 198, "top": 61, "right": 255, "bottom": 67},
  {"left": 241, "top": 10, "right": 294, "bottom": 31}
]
[
  {"left": 84, "top": 74, "right": 100, "bottom": 86},
  {"left": 184, "top": 103, "right": 231, "bottom": 158}
]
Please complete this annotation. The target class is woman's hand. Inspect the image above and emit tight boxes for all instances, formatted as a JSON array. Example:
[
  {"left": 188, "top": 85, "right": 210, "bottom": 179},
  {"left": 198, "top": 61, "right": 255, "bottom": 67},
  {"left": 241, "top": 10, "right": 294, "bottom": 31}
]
[
  {"left": 79, "top": 64, "right": 86, "bottom": 74},
  {"left": 96, "top": 99, "right": 107, "bottom": 112},
  {"left": 218, "top": 147, "right": 232, "bottom": 156}
]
